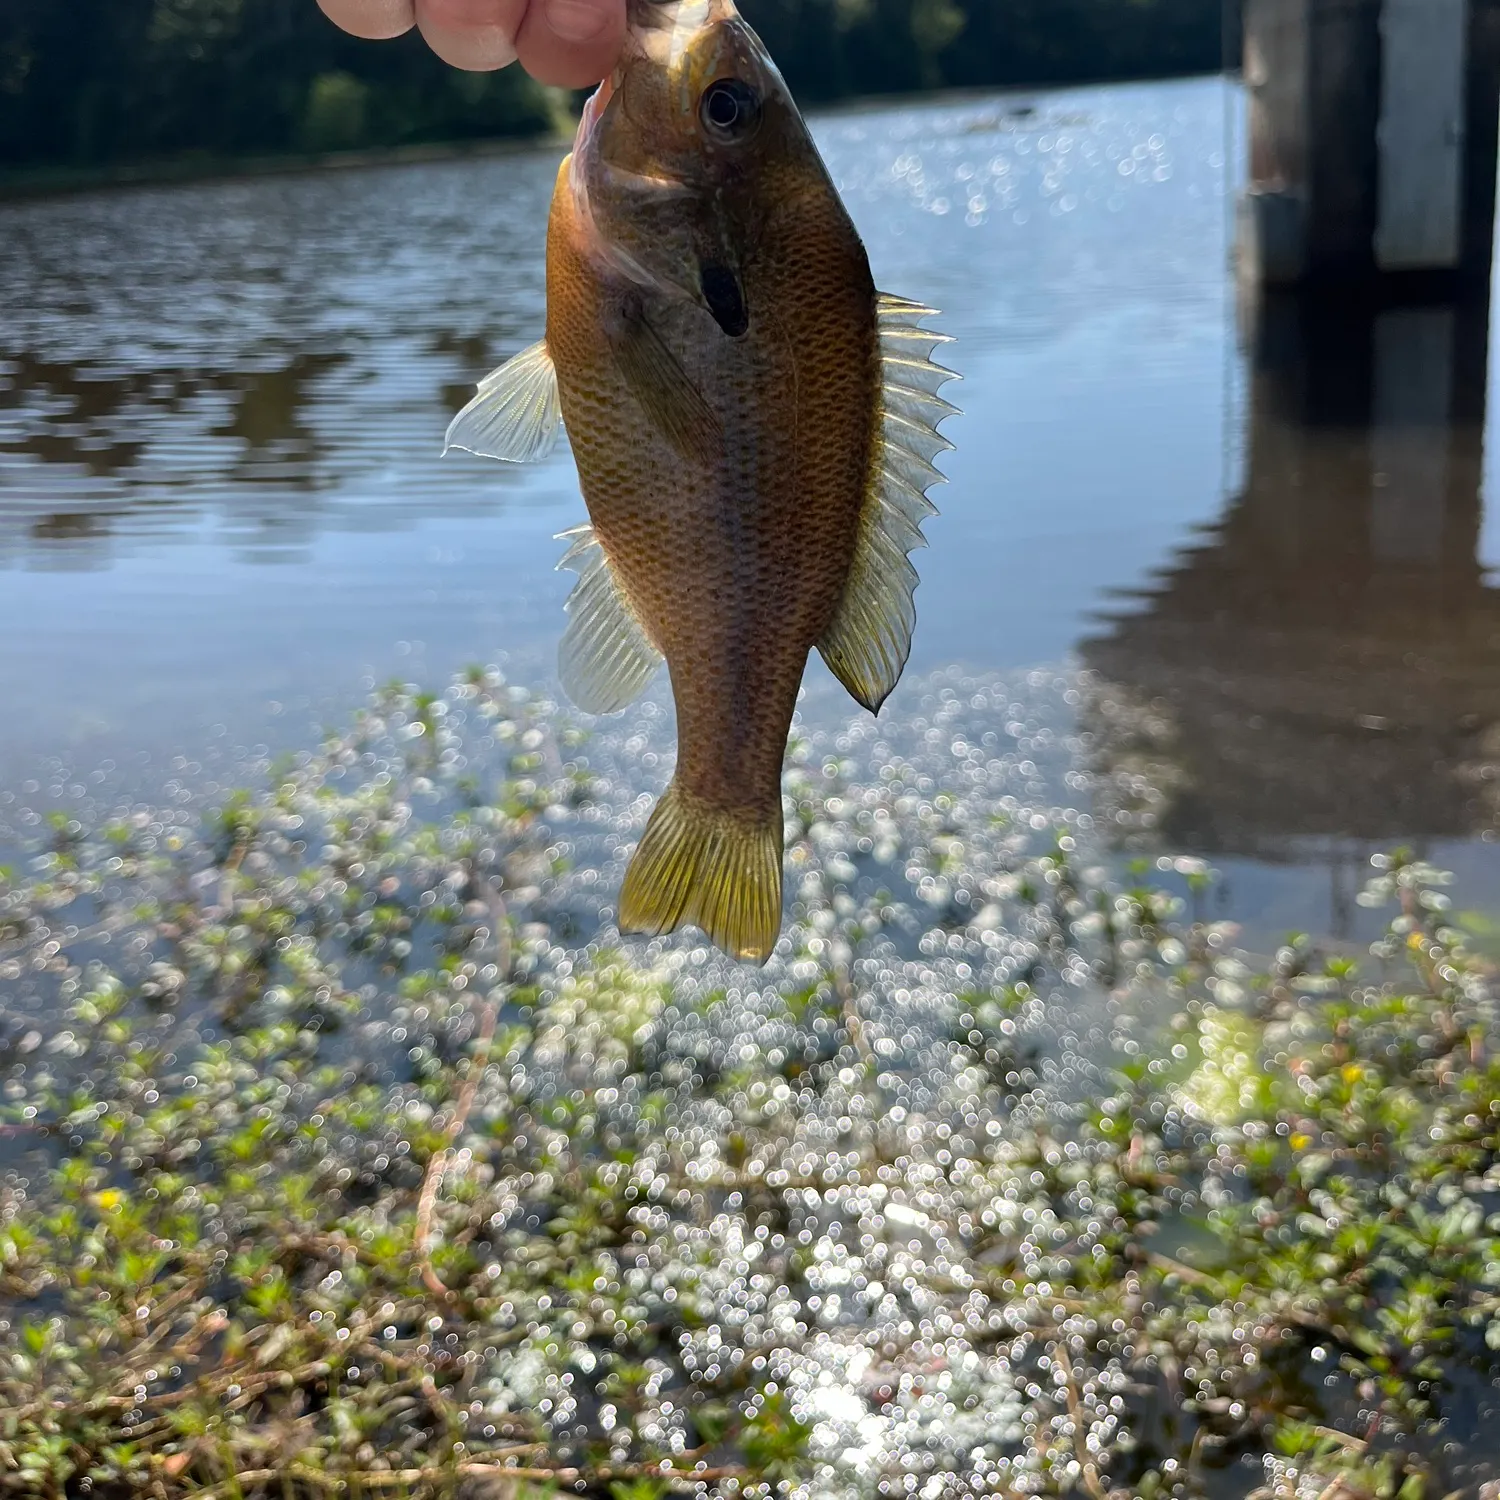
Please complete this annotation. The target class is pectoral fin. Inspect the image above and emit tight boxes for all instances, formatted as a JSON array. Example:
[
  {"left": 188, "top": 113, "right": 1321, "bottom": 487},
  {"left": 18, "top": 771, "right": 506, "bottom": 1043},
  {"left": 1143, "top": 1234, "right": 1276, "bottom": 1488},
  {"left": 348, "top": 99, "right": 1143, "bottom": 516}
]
[
  {"left": 614, "top": 307, "right": 722, "bottom": 466},
  {"left": 818, "top": 294, "right": 958, "bottom": 713},
  {"left": 556, "top": 524, "right": 663, "bottom": 714},
  {"left": 444, "top": 339, "right": 562, "bottom": 463}
]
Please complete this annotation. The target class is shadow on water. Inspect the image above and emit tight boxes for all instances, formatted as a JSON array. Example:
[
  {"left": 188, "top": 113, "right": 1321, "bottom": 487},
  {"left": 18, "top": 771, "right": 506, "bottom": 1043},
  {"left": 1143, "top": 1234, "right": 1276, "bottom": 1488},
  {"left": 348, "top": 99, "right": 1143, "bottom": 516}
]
[
  {"left": 3, "top": 349, "right": 348, "bottom": 487},
  {"left": 0, "top": 145, "right": 562, "bottom": 583},
  {"left": 1080, "top": 277, "right": 1500, "bottom": 932},
  {"left": 0, "top": 335, "right": 550, "bottom": 571}
]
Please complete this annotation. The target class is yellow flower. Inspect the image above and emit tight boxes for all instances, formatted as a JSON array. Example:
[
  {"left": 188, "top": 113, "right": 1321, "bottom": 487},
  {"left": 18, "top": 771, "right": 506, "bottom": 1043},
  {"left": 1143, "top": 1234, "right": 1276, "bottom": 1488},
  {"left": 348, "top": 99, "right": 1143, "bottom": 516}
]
[
  {"left": 1341, "top": 1064, "right": 1364, "bottom": 1084},
  {"left": 1290, "top": 1133, "right": 1310, "bottom": 1151},
  {"left": 93, "top": 1189, "right": 125, "bottom": 1213}
]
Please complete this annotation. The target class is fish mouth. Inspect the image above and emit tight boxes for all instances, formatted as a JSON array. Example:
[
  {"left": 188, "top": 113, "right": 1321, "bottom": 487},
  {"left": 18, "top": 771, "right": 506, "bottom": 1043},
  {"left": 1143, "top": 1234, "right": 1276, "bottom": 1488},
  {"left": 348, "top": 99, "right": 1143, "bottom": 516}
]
[
  {"left": 624, "top": 0, "right": 741, "bottom": 68},
  {"left": 627, "top": 0, "right": 738, "bottom": 28},
  {"left": 573, "top": 65, "right": 619, "bottom": 154},
  {"left": 574, "top": 0, "right": 758, "bottom": 165}
]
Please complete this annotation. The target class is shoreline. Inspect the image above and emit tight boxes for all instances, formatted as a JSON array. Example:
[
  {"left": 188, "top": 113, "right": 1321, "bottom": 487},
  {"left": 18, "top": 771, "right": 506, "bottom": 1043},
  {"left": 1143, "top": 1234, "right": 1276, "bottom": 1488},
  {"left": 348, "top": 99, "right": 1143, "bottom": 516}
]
[{"left": 0, "top": 130, "right": 572, "bottom": 205}]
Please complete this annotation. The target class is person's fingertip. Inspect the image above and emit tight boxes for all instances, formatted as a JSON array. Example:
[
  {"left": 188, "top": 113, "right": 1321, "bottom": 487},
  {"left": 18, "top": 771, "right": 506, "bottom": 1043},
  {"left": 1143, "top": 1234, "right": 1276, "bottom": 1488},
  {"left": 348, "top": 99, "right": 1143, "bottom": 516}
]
[
  {"left": 416, "top": 14, "right": 520, "bottom": 69},
  {"left": 317, "top": 0, "right": 417, "bottom": 40},
  {"left": 516, "top": 0, "right": 623, "bottom": 86},
  {"left": 544, "top": 0, "right": 612, "bottom": 43}
]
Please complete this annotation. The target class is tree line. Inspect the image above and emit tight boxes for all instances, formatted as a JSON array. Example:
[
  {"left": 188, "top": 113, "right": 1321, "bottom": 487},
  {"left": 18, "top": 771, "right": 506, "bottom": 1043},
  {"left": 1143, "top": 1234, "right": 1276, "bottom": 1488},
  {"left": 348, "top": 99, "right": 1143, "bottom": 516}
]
[{"left": 0, "top": 0, "right": 1229, "bottom": 177}]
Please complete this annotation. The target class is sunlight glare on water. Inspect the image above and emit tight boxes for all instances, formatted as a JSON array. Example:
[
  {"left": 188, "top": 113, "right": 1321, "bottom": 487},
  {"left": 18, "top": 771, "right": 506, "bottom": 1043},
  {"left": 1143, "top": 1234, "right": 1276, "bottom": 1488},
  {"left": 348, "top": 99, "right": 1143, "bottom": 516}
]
[{"left": 3, "top": 73, "right": 1500, "bottom": 936}]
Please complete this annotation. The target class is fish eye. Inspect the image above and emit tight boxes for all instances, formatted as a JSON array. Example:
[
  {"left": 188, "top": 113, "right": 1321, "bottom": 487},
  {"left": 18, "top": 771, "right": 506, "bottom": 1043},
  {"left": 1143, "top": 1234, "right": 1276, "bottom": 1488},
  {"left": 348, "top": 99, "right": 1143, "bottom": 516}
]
[{"left": 700, "top": 78, "right": 761, "bottom": 142}]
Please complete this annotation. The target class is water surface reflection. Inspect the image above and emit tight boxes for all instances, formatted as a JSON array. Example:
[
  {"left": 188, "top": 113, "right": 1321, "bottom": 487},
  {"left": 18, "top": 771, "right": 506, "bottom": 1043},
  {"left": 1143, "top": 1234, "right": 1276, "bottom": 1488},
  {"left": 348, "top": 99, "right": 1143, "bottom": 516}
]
[
  {"left": 1083, "top": 282, "right": 1500, "bottom": 931},
  {"left": 0, "top": 74, "right": 1497, "bottom": 932},
  {"left": 0, "top": 77, "right": 1242, "bottom": 776}
]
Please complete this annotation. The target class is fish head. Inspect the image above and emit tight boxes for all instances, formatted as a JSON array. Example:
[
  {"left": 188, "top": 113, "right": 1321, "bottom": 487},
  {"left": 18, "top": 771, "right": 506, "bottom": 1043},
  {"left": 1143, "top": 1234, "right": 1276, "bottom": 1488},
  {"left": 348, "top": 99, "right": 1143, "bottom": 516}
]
[{"left": 570, "top": 0, "right": 822, "bottom": 333}]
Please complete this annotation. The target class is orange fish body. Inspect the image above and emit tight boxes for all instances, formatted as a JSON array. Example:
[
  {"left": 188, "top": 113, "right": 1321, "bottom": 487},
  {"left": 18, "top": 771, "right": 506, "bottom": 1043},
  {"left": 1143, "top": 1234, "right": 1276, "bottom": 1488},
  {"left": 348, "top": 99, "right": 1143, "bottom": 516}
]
[{"left": 445, "top": 0, "right": 956, "bottom": 961}]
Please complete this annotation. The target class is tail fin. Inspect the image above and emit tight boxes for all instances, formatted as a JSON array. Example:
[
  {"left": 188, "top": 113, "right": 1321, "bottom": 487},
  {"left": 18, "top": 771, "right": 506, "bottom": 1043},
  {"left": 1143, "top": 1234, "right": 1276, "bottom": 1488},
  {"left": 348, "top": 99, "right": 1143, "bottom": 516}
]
[{"left": 618, "top": 782, "right": 783, "bottom": 963}]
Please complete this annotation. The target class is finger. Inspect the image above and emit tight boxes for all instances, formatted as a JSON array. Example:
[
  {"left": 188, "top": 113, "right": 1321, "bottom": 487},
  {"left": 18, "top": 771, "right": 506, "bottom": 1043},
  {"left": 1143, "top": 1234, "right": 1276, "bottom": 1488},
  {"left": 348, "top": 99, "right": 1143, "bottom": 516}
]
[
  {"left": 415, "top": 0, "right": 525, "bottom": 69},
  {"left": 515, "top": 0, "right": 624, "bottom": 87},
  {"left": 316, "top": 0, "right": 416, "bottom": 40}
]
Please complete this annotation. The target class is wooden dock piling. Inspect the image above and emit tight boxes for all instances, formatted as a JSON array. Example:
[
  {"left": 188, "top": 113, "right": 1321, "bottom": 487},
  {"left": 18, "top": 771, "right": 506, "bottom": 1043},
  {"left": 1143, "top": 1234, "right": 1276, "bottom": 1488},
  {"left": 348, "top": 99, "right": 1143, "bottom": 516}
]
[{"left": 1241, "top": 0, "right": 1500, "bottom": 285}]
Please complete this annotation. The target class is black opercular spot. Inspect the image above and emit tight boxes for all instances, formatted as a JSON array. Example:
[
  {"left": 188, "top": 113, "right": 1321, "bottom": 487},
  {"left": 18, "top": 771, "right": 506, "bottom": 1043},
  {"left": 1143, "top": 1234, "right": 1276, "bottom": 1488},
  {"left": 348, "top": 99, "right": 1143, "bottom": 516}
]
[
  {"left": 700, "top": 264, "right": 748, "bottom": 338},
  {"left": 700, "top": 78, "right": 761, "bottom": 142}
]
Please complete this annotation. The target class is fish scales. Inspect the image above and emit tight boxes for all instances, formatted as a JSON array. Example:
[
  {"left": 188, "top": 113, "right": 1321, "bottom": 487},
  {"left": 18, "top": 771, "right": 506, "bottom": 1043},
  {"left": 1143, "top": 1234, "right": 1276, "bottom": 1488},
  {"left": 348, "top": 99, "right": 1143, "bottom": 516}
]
[
  {"left": 443, "top": 0, "right": 957, "bottom": 962},
  {"left": 547, "top": 165, "right": 880, "bottom": 822}
]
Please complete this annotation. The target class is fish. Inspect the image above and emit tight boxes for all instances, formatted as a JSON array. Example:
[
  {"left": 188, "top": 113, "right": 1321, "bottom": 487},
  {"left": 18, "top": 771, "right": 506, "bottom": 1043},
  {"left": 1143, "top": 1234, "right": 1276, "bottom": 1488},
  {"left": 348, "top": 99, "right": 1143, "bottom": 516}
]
[{"left": 444, "top": 0, "right": 957, "bottom": 963}]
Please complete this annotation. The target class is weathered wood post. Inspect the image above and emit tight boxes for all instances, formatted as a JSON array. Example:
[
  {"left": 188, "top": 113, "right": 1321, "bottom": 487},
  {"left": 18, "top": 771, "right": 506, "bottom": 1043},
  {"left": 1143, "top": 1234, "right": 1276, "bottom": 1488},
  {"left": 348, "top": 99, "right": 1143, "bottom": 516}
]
[{"left": 1241, "top": 0, "right": 1500, "bottom": 285}]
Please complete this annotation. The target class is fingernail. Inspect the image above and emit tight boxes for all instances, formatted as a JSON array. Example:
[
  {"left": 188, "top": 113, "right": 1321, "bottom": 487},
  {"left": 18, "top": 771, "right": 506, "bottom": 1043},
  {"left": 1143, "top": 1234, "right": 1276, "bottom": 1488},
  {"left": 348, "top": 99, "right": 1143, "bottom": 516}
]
[
  {"left": 417, "top": 16, "right": 518, "bottom": 68},
  {"left": 317, "top": 0, "right": 415, "bottom": 40},
  {"left": 545, "top": 0, "right": 610, "bottom": 42}
]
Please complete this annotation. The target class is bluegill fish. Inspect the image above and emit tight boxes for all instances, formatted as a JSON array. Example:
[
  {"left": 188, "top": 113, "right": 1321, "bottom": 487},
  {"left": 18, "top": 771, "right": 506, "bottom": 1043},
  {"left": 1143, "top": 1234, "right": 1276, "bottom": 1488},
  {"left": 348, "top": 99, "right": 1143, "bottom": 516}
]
[{"left": 445, "top": 0, "right": 957, "bottom": 961}]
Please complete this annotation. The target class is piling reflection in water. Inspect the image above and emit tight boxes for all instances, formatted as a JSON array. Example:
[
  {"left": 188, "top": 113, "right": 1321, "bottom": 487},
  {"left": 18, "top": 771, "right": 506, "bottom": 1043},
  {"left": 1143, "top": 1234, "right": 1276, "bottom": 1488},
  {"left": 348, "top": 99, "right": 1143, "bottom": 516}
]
[{"left": 1082, "top": 280, "right": 1500, "bottom": 898}]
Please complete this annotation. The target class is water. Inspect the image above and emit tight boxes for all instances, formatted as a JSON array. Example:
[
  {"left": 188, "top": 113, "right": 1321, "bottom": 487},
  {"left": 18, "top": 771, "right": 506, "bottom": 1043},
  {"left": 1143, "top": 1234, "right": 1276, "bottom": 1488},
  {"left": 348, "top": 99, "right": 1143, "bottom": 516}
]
[{"left": 2, "top": 73, "right": 1498, "bottom": 935}]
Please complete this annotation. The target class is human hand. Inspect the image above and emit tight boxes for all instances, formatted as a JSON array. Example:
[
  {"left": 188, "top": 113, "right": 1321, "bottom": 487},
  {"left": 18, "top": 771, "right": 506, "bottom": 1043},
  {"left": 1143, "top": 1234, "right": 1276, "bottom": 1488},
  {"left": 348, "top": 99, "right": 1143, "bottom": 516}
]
[{"left": 316, "top": 0, "right": 625, "bottom": 88}]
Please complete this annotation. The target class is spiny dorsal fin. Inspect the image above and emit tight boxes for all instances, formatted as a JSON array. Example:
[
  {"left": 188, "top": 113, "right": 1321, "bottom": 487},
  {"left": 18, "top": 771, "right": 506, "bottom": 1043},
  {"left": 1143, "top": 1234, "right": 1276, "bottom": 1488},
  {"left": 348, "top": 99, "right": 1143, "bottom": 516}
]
[
  {"left": 556, "top": 523, "right": 663, "bottom": 714},
  {"left": 444, "top": 339, "right": 561, "bottom": 463},
  {"left": 818, "top": 293, "right": 958, "bottom": 713},
  {"left": 618, "top": 781, "right": 783, "bottom": 963}
]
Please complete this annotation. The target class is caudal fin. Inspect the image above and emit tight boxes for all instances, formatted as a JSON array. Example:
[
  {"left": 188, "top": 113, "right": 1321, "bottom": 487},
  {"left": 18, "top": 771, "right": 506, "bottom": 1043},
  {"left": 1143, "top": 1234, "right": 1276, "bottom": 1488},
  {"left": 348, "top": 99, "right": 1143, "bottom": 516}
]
[{"left": 618, "top": 783, "right": 783, "bottom": 963}]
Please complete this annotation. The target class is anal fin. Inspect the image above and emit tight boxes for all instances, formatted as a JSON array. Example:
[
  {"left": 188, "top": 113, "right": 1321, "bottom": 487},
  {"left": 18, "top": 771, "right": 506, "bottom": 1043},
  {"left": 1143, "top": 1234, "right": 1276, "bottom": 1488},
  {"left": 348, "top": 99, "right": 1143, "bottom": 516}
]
[
  {"left": 618, "top": 783, "right": 783, "bottom": 963},
  {"left": 556, "top": 524, "right": 663, "bottom": 714}
]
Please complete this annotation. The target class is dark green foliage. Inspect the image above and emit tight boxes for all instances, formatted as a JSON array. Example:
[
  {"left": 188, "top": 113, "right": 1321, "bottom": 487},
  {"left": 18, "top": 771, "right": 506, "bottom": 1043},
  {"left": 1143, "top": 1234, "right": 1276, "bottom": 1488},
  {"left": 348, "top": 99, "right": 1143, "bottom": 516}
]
[
  {"left": 0, "top": 0, "right": 557, "bottom": 174},
  {"left": 758, "top": 0, "right": 1230, "bottom": 106},
  {"left": 0, "top": 0, "right": 1231, "bottom": 179}
]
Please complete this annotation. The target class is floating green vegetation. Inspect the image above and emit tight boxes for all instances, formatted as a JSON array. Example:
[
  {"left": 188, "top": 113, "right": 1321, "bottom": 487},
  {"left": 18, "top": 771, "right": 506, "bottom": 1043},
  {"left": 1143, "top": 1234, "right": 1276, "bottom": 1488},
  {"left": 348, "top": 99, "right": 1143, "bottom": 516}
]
[{"left": 1, "top": 671, "right": 1499, "bottom": 1499}]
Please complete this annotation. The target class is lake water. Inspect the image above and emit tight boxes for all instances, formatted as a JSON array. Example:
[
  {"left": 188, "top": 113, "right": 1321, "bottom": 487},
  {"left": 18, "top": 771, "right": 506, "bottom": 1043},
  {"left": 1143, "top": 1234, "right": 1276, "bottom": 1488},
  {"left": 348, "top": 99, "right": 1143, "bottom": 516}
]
[{"left": 3, "top": 73, "right": 1499, "bottom": 938}]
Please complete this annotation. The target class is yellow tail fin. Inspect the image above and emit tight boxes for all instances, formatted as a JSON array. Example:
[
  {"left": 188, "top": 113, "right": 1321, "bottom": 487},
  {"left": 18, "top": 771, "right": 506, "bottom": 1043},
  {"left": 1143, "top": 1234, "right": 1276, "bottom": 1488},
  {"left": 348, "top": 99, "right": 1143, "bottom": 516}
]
[{"left": 618, "top": 782, "right": 783, "bottom": 963}]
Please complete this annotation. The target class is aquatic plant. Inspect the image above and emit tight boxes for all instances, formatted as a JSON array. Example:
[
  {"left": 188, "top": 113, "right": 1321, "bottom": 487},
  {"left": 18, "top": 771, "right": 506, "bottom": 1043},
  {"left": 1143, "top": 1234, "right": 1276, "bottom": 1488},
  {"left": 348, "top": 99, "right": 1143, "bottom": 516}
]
[{"left": 1, "top": 670, "right": 1498, "bottom": 1498}]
